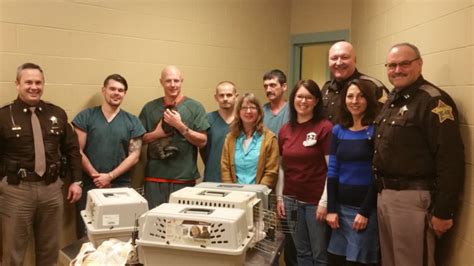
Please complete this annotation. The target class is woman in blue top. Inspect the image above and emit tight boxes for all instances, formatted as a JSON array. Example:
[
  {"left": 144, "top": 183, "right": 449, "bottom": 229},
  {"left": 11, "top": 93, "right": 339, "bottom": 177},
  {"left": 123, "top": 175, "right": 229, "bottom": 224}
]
[
  {"left": 220, "top": 93, "right": 279, "bottom": 188},
  {"left": 325, "top": 79, "right": 381, "bottom": 265}
]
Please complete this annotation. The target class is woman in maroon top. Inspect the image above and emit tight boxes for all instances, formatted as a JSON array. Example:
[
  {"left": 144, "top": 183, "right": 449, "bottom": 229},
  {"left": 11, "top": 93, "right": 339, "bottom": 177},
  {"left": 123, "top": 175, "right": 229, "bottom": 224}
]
[{"left": 277, "top": 79, "right": 332, "bottom": 266}]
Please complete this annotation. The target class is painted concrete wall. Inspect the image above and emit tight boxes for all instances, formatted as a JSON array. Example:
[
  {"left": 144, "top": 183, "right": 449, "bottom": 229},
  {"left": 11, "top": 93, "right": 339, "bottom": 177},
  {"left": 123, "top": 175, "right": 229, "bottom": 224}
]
[
  {"left": 350, "top": 1, "right": 473, "bottom": 265},
  {"left": 0, "top": 0, "right": 291, "bottom": 261}
]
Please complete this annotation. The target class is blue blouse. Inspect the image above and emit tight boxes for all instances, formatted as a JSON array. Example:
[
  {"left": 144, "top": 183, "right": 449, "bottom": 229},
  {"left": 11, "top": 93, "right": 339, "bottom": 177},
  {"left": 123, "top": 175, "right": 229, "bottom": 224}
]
[{"left": 234, "top": 131, "right": 263, "bottom": 184}]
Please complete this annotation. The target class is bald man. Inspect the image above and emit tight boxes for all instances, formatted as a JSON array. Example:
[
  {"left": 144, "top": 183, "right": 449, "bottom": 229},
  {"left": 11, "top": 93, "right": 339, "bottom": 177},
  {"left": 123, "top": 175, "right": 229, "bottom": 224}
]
[
  {"left": 321, "top": 41, "right": 388, "bottom": 124},
  {"left": 317, "top": 42, "right": 389, "bottom": 263},
  {"left": 200, "top": 81, "right": 238, "bottom": 182},
  {"left": 139, "top": 65, "right": 209, "bottom": 208}
]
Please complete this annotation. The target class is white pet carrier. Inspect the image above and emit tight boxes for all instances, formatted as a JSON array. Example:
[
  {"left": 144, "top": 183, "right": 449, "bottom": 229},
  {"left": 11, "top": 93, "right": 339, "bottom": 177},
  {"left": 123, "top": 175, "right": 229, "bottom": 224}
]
[
  {"left": 136, "top": 203, "right": 254, "bottom": 266},
  {"left": 81, "top": 187, "right": 148, "bottom": 247}
]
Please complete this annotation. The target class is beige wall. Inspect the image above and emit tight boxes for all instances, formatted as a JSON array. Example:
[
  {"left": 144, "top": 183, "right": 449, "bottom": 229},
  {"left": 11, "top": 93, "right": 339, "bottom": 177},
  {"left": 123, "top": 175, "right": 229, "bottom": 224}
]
[
  {"left": 2, "top": 0, "right": 473, "bottom": 264},
  {"left": 290, "top": 0, "right": 352, "bottom": 34},
  {"left": 0, "top": 0, "right": 291, "bottom": 257},
  {"left": 0, "top": 0, "right": 291, "bottom": 117},
  {"left": 351, "top": 0, "right": 474, "bottom": 265}
]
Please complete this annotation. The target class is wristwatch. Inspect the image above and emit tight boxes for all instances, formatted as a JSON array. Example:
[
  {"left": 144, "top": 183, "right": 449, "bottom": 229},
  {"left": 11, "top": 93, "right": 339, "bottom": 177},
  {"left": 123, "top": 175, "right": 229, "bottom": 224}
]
[{"left": 74, "top": 181, "right": 83, "bottom": 187}]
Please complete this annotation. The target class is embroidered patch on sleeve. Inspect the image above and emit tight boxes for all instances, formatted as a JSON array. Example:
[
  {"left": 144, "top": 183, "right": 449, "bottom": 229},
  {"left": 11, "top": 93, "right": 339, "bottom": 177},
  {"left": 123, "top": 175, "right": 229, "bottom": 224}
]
[{"left": 431, "top": 99, "right": 454, "bottom": 123}]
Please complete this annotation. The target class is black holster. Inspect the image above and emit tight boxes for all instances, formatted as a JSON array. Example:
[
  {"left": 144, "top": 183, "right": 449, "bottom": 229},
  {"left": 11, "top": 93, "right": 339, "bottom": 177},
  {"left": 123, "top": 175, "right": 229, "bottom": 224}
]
[
  {"left": 44, "top": 162, "right": 60, "bottom": 185},
  {"left": 59, "top": 156, "right": 68, "bottom": 178},
  {"left": 5, "top": 160, "right": 20, "bottom": 185},
  {"left": 3, "top": 160, "right": 59, "bottom": 185}
]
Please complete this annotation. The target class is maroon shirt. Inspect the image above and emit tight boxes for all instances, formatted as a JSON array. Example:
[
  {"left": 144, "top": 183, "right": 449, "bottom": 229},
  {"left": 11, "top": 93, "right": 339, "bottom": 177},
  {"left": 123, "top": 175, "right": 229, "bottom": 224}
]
[{"left": 278, "top": 119, "right": 332, "bottom": 204}]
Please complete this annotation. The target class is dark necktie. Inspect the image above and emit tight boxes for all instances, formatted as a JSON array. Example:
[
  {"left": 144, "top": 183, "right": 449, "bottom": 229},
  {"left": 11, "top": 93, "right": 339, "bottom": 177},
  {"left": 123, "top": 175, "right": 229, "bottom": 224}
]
[{"left": 30, "top": 107, "right": 46, "bottom": 176}]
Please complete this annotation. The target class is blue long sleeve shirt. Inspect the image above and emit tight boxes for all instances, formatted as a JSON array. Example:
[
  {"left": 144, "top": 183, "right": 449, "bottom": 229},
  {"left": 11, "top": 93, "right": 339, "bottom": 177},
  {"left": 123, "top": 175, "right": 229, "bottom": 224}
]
[{"left": 327, "top": 124, "right": 377, "bottom": 217}]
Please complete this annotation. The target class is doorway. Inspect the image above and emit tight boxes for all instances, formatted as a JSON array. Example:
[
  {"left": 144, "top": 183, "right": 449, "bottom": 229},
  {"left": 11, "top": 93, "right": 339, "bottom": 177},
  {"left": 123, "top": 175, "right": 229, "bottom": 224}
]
[
  {"left": 301, "top": 42, "right": 333, "bottom": 87},
  {"left": 289, "top": 30, "right": 349, "bottom": 89}
]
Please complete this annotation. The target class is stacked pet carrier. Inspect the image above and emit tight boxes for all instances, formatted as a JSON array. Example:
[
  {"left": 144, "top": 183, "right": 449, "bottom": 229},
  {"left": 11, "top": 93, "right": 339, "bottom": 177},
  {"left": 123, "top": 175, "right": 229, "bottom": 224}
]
[
  {"left": 81, "top": 187, "right": 148, "bottom": 247},
  {"left": 195, "top": 183, "right": 281, "bottom": 252},
  {"left": 169, "top": 186, "right": 262, "bottom": 231},
  {"left": 195, "top": 182, "right": 272, "bottom": 209},
  {"left": 136, "top": 203, "right": 253, "bottom": 266}
]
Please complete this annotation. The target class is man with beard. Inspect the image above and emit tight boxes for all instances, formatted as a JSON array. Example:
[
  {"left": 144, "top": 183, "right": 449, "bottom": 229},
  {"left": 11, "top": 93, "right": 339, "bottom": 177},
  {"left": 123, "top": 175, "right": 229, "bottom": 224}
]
[
  {"left": 200, "top": 81, "right": 238, "bottom": 182},
  {"left": 73, "top": 74, "right": 146, "bottom": 238}
]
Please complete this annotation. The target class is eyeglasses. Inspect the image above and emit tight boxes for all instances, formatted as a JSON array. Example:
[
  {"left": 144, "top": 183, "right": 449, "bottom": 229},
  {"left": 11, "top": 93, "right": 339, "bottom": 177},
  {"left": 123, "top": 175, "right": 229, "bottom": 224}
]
[
  {"left": 384, "top": 57, "right": 420, "bottom": 70},
  {"left": 241, "top": 106, "right": 258, "bottom": 111},
  {"left": 295, "top": 95, "right": 315, "bottom": 102}
]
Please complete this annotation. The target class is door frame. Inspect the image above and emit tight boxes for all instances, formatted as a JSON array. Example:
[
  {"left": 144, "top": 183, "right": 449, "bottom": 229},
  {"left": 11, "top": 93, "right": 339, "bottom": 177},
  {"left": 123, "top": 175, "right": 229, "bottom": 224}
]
[{"left": 289, "top": 30, "right": 350, "bottom": 88}]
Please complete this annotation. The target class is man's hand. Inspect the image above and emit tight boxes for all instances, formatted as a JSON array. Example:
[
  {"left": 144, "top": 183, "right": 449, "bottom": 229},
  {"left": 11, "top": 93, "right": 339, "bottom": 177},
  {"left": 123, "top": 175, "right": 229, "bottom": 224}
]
[
  {"left": 67, "top": 183, "right": 82, "bottom": 203},
  {"left": 154, "top": 120, "right": 172, "bottom": 138},
  {"left": 276, "top": 199, "right": 286, "bottom": 218},
  {"left": 352, "top": 214, "right": 368, "bottom": 231},
  {"left": 143, "top": 120, "right": 172, "bottom": 144},
  {"left": 326, "top": 213, "right": 339, "bottom": 229},
  {"left": 93, "top": 173, "right": 112, "bottom": 188},
  {"left": 316, "top": 205, "right": 327, "bottom": 222},
  {"left": 163, "top": 109, "right": 183, "bottom": 130},
  {"left": 431, "top": 216, "right": 453, "bottom": 237}
]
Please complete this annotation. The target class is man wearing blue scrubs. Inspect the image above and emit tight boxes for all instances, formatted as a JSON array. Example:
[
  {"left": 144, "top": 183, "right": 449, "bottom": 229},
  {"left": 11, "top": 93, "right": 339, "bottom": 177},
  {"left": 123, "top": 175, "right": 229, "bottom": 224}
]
[
  {"left": 200, "top": 81, "right": 238, "bottom": 182},
  {"left": 73, "top": 74, "right": 146, "bottom": 238}
]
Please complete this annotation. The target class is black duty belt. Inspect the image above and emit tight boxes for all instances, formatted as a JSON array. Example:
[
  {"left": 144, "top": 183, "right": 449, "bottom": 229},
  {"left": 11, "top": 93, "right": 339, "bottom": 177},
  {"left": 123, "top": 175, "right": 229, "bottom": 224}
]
[
  {"left": 17, "top": 169, "right": 43, "bottom": 182},
  {"left": 376, "top": 176, "right": 433, "bottom": 191}
]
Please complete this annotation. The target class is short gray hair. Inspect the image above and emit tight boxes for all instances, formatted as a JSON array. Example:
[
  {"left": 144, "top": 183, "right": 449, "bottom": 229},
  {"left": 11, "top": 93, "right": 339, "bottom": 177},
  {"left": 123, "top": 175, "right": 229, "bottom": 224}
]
[{"left": 390, "top": 42, "right": 421, "bottom": 58}]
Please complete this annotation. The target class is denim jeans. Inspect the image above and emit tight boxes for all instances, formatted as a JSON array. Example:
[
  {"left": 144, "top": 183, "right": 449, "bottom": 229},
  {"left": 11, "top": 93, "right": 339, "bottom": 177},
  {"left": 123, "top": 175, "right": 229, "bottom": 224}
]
[{"left": 285, "top": 198, "right": 329, "bottom": 266}]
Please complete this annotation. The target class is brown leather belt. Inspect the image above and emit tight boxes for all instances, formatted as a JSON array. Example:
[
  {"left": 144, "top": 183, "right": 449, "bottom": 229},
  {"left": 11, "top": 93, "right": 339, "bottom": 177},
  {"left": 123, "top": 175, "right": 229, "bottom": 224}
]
[{"left": 377, "top": 176, "right": 433, "bottom": 191}]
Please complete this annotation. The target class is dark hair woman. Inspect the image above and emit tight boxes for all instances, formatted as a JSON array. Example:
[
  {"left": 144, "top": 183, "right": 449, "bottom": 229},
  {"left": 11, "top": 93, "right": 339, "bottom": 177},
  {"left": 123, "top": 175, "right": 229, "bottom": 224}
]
[
  {"left": 277, "top": 79, "right": 332, "bottom": 265},
  {"left": 325, "top": 79, "right": 381, "bottom": 265}
]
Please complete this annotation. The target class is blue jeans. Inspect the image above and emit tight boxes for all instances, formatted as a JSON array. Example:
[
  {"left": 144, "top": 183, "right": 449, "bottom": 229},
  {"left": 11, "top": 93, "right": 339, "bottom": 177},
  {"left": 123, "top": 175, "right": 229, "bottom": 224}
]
[{"left": 285, "top": 198, "right": 329, "bottom": 266}]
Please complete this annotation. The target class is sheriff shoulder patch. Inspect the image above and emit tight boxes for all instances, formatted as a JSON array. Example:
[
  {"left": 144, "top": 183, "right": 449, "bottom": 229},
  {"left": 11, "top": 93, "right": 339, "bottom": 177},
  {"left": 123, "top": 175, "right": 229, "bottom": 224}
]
[{"left": 431, "top": 99, "right": 454, "bottom": 123}]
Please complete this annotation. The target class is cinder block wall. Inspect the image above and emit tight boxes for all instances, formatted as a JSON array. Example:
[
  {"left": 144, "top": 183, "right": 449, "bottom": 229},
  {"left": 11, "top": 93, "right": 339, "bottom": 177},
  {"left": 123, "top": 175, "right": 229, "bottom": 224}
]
[
  {"left": 351, "top": 1, "right": 474, "bottom": 265},
  {"left": 0, "top": 0, "right": 291, "bottom": 258},
  {"left": 0, "top": 0, "right": 291, "bottom": 117},
  {"left": 290, "top": 0, "right": 352, "bottom": 34}
]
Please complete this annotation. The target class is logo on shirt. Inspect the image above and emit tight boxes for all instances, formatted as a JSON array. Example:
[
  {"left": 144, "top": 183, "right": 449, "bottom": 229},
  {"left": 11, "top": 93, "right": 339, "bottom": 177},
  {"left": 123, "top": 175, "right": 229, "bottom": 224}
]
[
  {"left": 303, "top": 132, "right": 317, "bottom": 147},
  {"left": 431, "top": 100, "right": 454, "bottom": 123}
]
